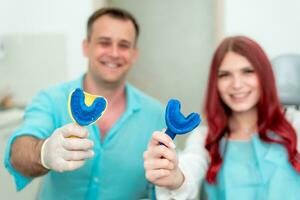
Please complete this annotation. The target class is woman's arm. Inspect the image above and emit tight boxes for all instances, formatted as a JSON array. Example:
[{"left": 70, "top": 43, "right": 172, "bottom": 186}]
[{"left": 144, "top": 126, "right": 209, "bottom": 200}]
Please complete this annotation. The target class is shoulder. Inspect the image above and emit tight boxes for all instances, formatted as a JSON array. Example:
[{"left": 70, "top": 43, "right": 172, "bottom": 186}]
[
  {"left": 26, "top": 79, "right": 78, "bottom": 111},
  {"left": 35, "top": 79, "right": 78, "bottom": 101},
  {"left": 183, "top": 125, "right": 208, "bottom": 153},
  {"left": 44, "top": 79, "right": 78, "bottom": 97},
  {"left": 285, "top": 107, "right": 300, "bottom": 151},
  {"left": 285, "top": 108, "right": 300, "bottom": 132},
  {"left": 285, "top": 107, "right": 300, "bottom": 125},
  {"left": 187, "top": 125, "right": 208, "bottom": 144}
]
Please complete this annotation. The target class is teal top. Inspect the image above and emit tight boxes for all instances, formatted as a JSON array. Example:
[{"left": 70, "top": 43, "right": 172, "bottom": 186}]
[
  {"left": 4, "top": 75, "right": 165, "bottom": 200},
  {"left": 205, "top": 134, "right": 300, "bottom": 200}
]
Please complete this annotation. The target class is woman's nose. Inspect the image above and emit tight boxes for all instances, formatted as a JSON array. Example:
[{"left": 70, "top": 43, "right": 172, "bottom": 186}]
[{"left": 232, "top": 75, "right": 243, "bottom": 89}]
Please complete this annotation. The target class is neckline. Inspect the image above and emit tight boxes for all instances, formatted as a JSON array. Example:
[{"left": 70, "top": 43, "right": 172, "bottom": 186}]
[
  {"left": 227, "top": 138, "right": 252, "bottom": 143},
  {"left": 226, "top": 132, "right": 257, "bottom": 142}
]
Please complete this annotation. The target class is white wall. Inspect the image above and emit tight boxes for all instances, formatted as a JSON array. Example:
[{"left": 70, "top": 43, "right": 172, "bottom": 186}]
[
  {"left": 0, "top": 0, "right": 95, "bottom": 77},
  {"left": 109, "top": 0, "right": 216, "bottom": 114},
  {"left": 0, "top": 34, "right": 68, "bottom": 103},
  {"left": 0, "top": 0, "right": 107, "bottom": 103},
  {"left": 223, "top": 0, "right": 300, "bottom": 58}
]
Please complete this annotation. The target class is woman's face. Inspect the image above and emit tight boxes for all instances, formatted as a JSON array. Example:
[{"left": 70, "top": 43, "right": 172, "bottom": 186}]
[{"left": 217, "top": 51, "right": 260, "bottom": 114}]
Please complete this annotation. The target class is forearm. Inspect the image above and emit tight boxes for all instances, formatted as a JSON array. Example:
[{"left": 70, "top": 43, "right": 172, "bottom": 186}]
[{"left": 10, "top": 136, "right": 49, "bottom": 177}]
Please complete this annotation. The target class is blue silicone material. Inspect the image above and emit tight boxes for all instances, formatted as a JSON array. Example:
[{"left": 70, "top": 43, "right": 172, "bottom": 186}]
[
  {"left": 70, "top": 88, "right": 107, "bottom": 126},
  {"left": 165, "top": 99, "right": 201, "bottom": 140}
]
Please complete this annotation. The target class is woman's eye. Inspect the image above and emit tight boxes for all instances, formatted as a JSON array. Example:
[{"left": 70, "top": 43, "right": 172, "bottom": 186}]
[
  {"left": 243, "top": 69, "right": 255, "bottom": 74},
  {"left": 218, "top": 73, "right": 229, "bottom": 78}
]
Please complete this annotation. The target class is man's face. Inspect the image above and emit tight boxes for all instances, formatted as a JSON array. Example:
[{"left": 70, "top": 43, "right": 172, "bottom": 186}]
[{"left": 83, "top": 15, "right": 138, "bottom": 86}]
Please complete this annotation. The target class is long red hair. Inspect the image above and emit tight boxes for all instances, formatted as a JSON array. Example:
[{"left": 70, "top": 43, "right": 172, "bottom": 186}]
[{"left": 204, "top": 36, "right": 300, "bottom": 184}]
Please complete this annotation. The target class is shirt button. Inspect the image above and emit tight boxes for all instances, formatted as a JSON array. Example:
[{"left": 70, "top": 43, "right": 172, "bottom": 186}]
[{"left": 93, "top": 177, "right": 99, "bottom": 183}]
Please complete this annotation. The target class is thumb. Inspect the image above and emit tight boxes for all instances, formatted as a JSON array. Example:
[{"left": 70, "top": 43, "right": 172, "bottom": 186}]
[{"left": 60, "top": 123, "right": 89, "bottom": 138}]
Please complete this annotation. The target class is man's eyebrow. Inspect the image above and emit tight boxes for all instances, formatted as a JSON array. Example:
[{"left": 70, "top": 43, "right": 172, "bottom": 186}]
[
  {"left": 97, "top": 37, "right": 111, "bottom": 41},
  {"left": 119, "top": 39, "right": 131, "bottom": 44}
]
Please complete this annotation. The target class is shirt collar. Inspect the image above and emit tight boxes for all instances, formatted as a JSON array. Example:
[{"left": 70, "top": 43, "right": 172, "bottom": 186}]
[
  {"left": 73, "top": 75, "right": 142, "bottom": 113},
  {"left": 125, "top": 83, "right": 141, "bottom": 113}
]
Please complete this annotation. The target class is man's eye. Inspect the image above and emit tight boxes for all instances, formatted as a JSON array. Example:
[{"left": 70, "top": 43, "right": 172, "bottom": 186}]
[
  {"left": 99, "top": 41, "right": 110, "bottom": 46},
  {"left": 119, "top": 44, "right": 130, "bottom": 49}
]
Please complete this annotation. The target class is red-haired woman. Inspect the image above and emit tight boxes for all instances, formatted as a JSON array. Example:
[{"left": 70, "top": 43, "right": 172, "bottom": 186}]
[{"left": 143, "top": 36, "right": 300, "bottom": 199}]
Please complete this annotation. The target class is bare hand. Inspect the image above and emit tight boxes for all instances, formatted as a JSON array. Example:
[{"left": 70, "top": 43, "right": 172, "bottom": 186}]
[{"left": 143, "top": 131, "right": 184, "bottom": 189}]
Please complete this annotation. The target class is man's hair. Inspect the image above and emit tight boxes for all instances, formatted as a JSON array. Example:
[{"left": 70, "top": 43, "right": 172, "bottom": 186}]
[{"left": 86, "top": 7, "right": 140, "bottom": 42}]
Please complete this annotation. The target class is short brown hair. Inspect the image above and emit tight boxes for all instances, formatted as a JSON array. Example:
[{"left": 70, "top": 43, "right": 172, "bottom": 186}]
[{"left": 87, "top": 7, "right": 140, "bottom": 43}]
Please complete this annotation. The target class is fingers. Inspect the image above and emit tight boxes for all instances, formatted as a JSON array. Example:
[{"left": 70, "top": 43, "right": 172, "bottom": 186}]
[
  {"left": 144, "top": 130, "right": 179, "bottom": 185},
  {"left": 148, "top": 131, "right": 176, "bottom": 149},
  {"left": 145, "top": 169, "right": 171, "bottom": 182},
  {"left": 144, "top": 144, "right": 176, "bottom": 161},
  {"left": 60, "top": 123, "right": 89, "bottom": 138},
  {"left": 62, "top": 150, "right": 94, "bottom": 161},
  {"left": 62, "top": 138, "right": 94, "bottom": 151},
  {"left": 144, "top": 158, "right": 174, "bottom": 171},
  {"left": 59, "top": 160, "right": 85, "bottom": 172}
]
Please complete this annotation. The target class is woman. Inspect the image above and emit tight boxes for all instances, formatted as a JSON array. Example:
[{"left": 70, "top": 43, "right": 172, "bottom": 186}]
[{"left": 143, "top": 36, "right": 300, "bottom": 199}]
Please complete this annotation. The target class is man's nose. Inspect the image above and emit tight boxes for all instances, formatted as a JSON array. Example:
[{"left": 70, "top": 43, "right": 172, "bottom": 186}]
[{"left": 109, "top": 45, "right": 119, "bottom": 57}]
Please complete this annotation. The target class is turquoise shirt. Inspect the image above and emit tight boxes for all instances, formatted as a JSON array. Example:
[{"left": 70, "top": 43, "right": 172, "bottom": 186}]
[
  {"left": 205, "top": 134, "right": 300, "bottom": 200},
  {"left": 4, "top": 76, "right": 165, "bottom": 200}
]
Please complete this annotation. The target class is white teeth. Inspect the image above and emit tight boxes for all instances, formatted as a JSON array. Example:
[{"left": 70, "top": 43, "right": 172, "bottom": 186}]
[
  {"left": 106, "top": 63, "right": 118, "bottom": 68},
  {"left": 232, "top": 93, "right": 248, "bottom": 98}
]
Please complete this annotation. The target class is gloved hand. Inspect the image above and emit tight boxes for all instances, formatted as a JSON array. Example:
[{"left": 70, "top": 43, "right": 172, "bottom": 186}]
[{"left": 40, "top": 123, "right": 94, "bottom": 172}]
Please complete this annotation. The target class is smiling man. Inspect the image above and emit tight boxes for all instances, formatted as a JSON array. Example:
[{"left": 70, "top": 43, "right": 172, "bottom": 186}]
[{"left": 5, "top": 8, "right": 165, "bottom": 200}]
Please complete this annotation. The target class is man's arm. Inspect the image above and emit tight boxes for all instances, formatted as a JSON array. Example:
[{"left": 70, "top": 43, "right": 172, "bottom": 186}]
[
  {"left": 10, "top": 123, "right": 95, "bottom": 177},
  {"left": 10, "top": 136, "right": 49, "bottom": 177}
]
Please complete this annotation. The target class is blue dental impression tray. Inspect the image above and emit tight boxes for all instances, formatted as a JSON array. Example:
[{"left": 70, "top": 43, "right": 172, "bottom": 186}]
[
  {"left": 165, "top": 99, "right": 201, "bottom": 140},
  {"left": 68, "top": 88, "right": 107, "bottom": 126}
]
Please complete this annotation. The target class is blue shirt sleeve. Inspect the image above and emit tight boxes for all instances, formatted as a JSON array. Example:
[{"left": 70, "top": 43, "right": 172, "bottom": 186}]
[{"left": 4, "top": 91, "right": 57, "bottom": 190}]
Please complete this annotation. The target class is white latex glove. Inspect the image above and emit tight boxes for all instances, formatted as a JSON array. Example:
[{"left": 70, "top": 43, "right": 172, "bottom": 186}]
[{"left": 40, "top": 123, "right": 94, "bottom": 172}]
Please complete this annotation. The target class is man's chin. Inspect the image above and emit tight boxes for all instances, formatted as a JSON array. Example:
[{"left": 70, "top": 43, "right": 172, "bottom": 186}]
[{"left": 99, "top": 77, "right": 126, "bottom": 87}]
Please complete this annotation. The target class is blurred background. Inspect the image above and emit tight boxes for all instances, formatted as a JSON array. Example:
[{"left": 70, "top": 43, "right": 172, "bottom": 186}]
[{"left": 0, "top": 0, "right": 299, "bottom": 199}]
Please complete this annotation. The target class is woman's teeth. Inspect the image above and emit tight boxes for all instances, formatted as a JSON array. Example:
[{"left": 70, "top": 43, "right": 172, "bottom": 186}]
[{"left": 230, "top": 92, "right": 250, "bottom": 101}]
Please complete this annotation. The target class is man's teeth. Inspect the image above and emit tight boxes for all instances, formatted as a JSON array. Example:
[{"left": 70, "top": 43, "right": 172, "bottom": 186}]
[{"left": 106, "top": 63, "right": 118, "bottom": 68}]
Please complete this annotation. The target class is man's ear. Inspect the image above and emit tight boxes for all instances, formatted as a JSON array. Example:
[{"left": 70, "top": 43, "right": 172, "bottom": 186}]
[
  {"left": 132, "top": 48, "right": 139, "bottom": 63},
  {"left": 82, "top": 39, "right": 89, "bottom": 57}
]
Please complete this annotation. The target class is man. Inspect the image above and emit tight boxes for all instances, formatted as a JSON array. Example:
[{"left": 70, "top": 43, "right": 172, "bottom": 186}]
[{"left": 4, "top": 7, "right": 165, "bottom": 199}]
